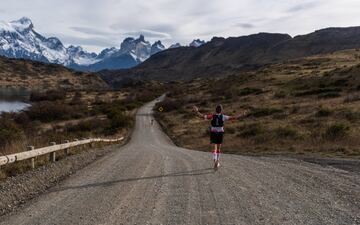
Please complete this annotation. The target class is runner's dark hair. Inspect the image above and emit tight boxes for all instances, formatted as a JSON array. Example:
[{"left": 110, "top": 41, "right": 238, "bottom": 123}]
[{"left": 216, "top": 104, "right": 223, "bottom": 113}]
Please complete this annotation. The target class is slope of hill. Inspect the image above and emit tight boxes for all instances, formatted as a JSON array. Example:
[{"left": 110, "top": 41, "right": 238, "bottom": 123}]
[
  {"left": 0, "top": 56, "right": 108, "bottom": 90},
  {"left": 154, "top": 49, "right": 360, "bottom": 158},
  {"left": 102, "top": 26, "right": 360, "bottom": 86}
]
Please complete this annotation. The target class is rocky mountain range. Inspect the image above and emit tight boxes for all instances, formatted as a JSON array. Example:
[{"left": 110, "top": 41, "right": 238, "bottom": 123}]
[
  {"left": 189, "top": 39, "right": 206, "bottom": 47},
  {"left": 5, "top": 17, "right": 360, "bottom": 90},
  {"left": 0, "top": 17, "right": 205, "bottom": 72},
  {"left": 100, "top": 26, "right": 360, "bottom": 87}
]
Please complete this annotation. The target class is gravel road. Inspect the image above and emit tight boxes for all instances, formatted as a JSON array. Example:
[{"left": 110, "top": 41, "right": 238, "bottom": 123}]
[{"left": 1, "top": 98, "right": 359, "bottom": 225}]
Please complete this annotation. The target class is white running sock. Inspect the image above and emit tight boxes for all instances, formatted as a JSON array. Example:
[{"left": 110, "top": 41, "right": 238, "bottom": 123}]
[{"left": 213, "top": 152, "right": 218, "bottom": 161}]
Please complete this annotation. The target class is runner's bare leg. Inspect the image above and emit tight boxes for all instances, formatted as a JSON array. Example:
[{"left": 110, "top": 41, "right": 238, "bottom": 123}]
[
  {"left": 216, "top": 144, "right": 221, "bottom": 166},
  {"left": 213, "top": 144, "right": 218, "bottom": 168}
]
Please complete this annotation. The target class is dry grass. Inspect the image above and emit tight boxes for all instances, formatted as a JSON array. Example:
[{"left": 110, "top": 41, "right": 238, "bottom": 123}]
[
  {"left": 0, "top": 56, "right": 108, "bottom": 91},
  {"left": 155, "top": 49, "right": 360, "bottom": 158}
]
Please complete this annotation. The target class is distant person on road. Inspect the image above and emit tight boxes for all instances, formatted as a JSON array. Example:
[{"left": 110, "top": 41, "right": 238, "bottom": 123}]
[
  {"left": 151, "top": 118, "right": 154, "bottom": 126},
  {"left": 193, "top": 105, "right": 247, "bottom": 169}
]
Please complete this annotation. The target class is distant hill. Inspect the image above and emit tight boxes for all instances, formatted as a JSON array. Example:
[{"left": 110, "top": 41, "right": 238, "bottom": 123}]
[
  {"left": 101, "top": 26, "right": 360, "bottom": 87},
  {"left": 0, "top": 56, "right": 108, "bottom": 90}
]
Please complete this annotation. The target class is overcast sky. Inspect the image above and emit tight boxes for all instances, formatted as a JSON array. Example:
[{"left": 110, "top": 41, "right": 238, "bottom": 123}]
[{"left": 1, "top": 0, "right": 360, "bottom": 53}]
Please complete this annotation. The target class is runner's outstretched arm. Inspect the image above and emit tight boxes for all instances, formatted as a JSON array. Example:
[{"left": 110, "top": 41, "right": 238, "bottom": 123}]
[
  {"left": 193, "top": 106, "right": 206, "bottom": 119},
  {"left": 228, "top": 110, "right": 249, "bottom": 121}
]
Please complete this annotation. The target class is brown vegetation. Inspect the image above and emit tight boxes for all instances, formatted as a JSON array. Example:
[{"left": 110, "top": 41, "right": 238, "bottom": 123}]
[
  {"left": 155, "top": 49, "right": 360, "bottom": 158},
  {"left": 0, "top": 56, "right": 108, "bottom": 91}
]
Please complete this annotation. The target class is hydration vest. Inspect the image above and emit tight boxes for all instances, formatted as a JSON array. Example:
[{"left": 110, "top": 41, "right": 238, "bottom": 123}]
[{"left": 211, "top": 114, "right": 224, "bottom": 127}]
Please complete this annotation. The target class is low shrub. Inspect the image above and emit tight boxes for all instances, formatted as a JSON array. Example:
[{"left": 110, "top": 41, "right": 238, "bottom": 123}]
[
  {"left": 293, "top": 88, "right": 341, "bottom": 97},
  {"left": 14, "top": 112, "right": 31, "bottom": 127},
  {"left": 0, "top": 117, "right": 23, "bottom": 146},
  {"left": 166, "top": 86, "right": 184, "bottom": 98},
  {"left": 226, "top": 126, "right": 236, "bottom": 134},
  {"left": 101, "top": 101, "right": 133, "bottom": 135},
  {"left": 272, "top": 113, "right": 288, "bottom": 120},
  {"left": 26, "top": 101, "right": 85, "bottom": 122},
  {"left": 238, "top": 87, "right": 263, "bottom": 96},
  {"left": 274, "top": 126, "right": 298, "bottom": 139},
  {"left": 290, "top": 106, "right": 299, "bottom": 114},
  {"left": 135, "top": 90, "right": 158, "bottom": 103},
  {"left": 96, "top": 100, "right": 127, "bottom": 116},
  {"left": 250, "top": 107, "right": 283, "bottom": 117},
  {"left": 110, "top": 112, "right": 132, "bottom": 128},
  {"left": 340, "top": 109, "right": 360, "bottom": 122},
  {"left": 70, "top": 91, "right": 84, "bottom": 105},
  {"left": 318, "top": 92, "right": 341, "bottom": 99},
  {"left": 203, "top": 127, "right": 211, "bottom": 137},
  {"left": 123, "top": 102, "right": 142, "bottom": 110},
  {"left": 274, "top": 91, "right": 287, "bottom": 98},
  {"left": 67, "top": 119, "right": 108, "bottom": 133},
  {"left": 316, "top": 108, "right": 332, "bottom": 117},
  {"left": 155, "top": 99, "right": 183, "bottom": 112},
  {"left": 238, "top": 123, "right": 264, "bottom": 138},
  {"left": 344, "top": 94, "right": 360, "bottom": 103},
  {"left": 107, "top": 112, "right": 132, "bottom": 131},
  {"left": 323, "top": 123, "right": 350, "bottom": 141},
  {"left": 30, "top": 90, "right": 66, "bottom": 102}
]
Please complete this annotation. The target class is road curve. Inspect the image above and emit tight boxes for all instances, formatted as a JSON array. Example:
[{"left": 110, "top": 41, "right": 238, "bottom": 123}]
[{"left": 1, "top": 98, "right": 359, "bottom": 225}]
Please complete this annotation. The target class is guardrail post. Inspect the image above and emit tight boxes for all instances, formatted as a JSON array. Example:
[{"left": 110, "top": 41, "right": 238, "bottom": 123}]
[
  {"left": 81, "top": 138, "right": 87, "bottom": 150},
  {"left": 64, "top": 140, "right": 70, "bottom": 155},
  {"left": 27, "top": 146, "right": 35, "bottom": 169},
  {"left": 50, "top": 142, "right": 56, "bottom": 162},
  {"left": 90, "top": 139, "right": 94, "bottom": 148}
]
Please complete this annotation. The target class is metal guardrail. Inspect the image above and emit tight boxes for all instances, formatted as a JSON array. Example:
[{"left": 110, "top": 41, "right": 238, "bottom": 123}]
[{"left": 0, "top": 137, "right": 124, "bottom": 168}]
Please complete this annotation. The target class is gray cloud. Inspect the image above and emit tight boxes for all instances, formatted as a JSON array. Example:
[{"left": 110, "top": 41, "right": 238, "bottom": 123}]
[
  {"left": 287, "top": 2, "right": 317, "bottom": 13},
  {"left": 70, "top": 26, "right": 117, "bottom": 36},
  {"left": 123, "top": 30, "right": 171, "bottom": 40},
  {"left": 47, "top": 33, "right": 118, "bottom": 49},
  {"left": 146, "top": 24, "right": 176, "bottom": 34},
  {"left": 235, "top": 23, "right": 255, "bottom": 29}
]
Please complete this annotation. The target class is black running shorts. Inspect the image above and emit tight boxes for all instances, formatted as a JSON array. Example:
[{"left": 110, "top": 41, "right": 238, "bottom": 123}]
[{"left": 210, "top": 132, "right": 224, "bottom": 144}]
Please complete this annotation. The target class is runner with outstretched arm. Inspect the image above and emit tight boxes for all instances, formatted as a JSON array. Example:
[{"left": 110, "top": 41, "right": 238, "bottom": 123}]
[{"left": 193, "top": 105, "right": 247, "bottom": 169}]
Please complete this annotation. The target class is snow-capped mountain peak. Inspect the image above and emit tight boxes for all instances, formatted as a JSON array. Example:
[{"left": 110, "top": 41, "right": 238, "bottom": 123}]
[
  {"left": 0, "top": 17, "right": 100, "bottom": 66},
  {"left": 190, "top": 39, "right": 206, "bottom": 47},
  {"left": 0, "top": 21, "right": 15, "bottom": 33},
  {"left": 0, "top": 17, "right": 169, "bottom": 71},
  {"left": 119, "top": 35, "right": 151, "bottom": 62},
  {"left": 151, "top": 40, "right": 165, "bottom": 55},
  {"left": 67, "top": 45, "right": 99, "bottom": 66},
  {"left": 46, "top": 37, "right": 64, "bottom": 51},
  {"left": 169, "top": 43, "right": 181, "bottom": 49},
  {"left": 0, "top": 17, "right": 33, "bottom": 33},
  {"left": 11, "top": 17, "right": 34, "bottom": 32},
  {"left": 138, "top": 34, "right": 145, "bottom": 42},
  {"left": 97, "top": 47, "right": 117, "bottom": 59}
]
